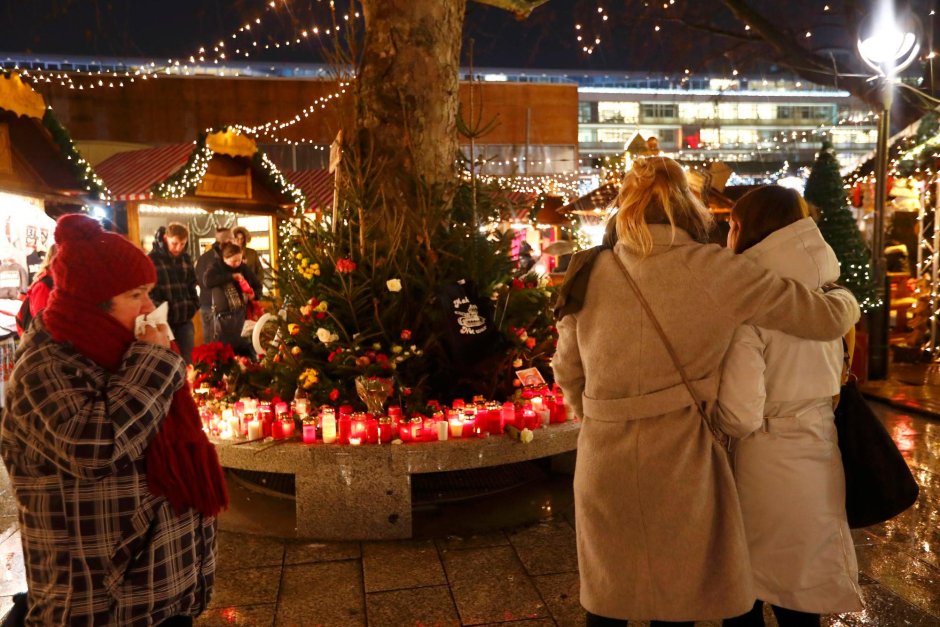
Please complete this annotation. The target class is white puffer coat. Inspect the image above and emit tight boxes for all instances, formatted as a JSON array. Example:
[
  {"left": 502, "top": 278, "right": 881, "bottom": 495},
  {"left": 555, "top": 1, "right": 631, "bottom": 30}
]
[{"left": 716, "top": 217, "right": 864, "bottom": 614}]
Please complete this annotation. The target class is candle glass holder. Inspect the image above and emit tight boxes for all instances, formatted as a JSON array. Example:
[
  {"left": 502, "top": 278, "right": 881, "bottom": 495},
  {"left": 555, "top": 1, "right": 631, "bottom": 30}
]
[{"left": 355, "top": 376, "right": 393, "bottom": 415}]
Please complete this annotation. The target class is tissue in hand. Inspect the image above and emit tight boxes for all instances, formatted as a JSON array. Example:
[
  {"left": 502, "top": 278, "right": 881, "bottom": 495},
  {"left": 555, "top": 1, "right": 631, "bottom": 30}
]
[{"left": 135, "top": 302, "right": 175, "bottom": 341}]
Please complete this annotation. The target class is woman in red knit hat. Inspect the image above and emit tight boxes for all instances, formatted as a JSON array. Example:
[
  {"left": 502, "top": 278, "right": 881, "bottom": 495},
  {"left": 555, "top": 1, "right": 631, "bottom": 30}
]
[{"left": 1, "top": 214, "right": 228, "bottom": 626}]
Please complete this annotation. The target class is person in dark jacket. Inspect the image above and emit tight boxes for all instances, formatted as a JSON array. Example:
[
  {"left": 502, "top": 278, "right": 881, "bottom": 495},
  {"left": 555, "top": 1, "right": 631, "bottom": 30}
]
[
  {"left": 203, "top": 242, "right": 262, "bottom": 356},
  {"left": 149, "top": 223, "right": 199, "bottom": 364},
  {"left": 194, "top": 227, "right": 233, "bottom": 343},
  {"left": 232, "top": 226, "right": 264, "bottom": 290}
]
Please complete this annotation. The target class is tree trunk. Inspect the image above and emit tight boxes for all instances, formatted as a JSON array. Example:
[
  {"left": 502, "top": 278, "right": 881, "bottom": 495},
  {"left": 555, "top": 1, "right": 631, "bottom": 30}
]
[{"left": 356, "top": 0, "right": 467, "bottom": 210}]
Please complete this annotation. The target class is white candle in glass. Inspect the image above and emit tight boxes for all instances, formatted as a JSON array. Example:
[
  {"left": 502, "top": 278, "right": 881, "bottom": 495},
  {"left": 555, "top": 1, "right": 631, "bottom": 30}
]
[
  {"left": 247, "top": 420, "right": 263, "bottom": 441},
  {"left": 321, "top": 413, "right": 337, "bottom": 444},
  {"left": 531, "top": 396, "right": 544, "bottom": 412},
  {"left": 437, "top": 421, "right": 449, "bottom": 441}
]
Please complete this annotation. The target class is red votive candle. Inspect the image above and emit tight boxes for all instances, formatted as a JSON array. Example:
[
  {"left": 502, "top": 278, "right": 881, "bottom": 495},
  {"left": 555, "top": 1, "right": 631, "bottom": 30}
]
[
  {"left": 271, "top": 418, "right": 285, "bottom": 440},
  {"left": 338, "top": 414, "right": 352, "bottom": 444},
  {"left": 302, "top": 419, "right": 316, "bottom": 444}
]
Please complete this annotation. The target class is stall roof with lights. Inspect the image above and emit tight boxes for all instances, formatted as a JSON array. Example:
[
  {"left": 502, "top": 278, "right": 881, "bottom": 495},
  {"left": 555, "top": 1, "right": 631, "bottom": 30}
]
[
  {"left": 0, "top": 72, "right": 107, "bottom": 208},
  {"left": 285, "top": 169, "right": 334, "bottom": 213},
  {"left": 96, "top": 129, "right": 303, "bottom": 212}
]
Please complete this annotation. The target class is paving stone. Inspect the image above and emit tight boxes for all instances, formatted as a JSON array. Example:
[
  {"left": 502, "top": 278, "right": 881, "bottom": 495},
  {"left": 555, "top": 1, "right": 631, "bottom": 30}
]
[
  {"left": 208, "top": 566, "right": 281, "bottom": 609},
  {"left": 508, "top": 520, "right": 578, "bottom": 576},
  {"left": 855, "top": 544, "right": 940, "bottom": 617},
  {"left": 366, "top": 585, "right": 460, "bottom": 627},
  {"left": 823, "top": 583, "right": 935, "bottom": 626},
  {"left": 0, "top": 530, "right": 25, "bottom": 598},
  {"left": 442, "top": 545, "right": 547, "bottom": 625},
  {"left": 436, "top": 531, "right": 510, "bottom": 552},
  {"left": 533, "top": 572, "right": 583, "bottom": 627},
  {"left": 361, "top": 539, "right": 446, "bottom": 592},
  {"left": 275, "top": 560, "right": 365, "bottom": 626},
  {"left": 215, "top": 531, "right": 285, "bottom": 572},
  {"left": 195, "top": 603, "right": 276, "bottom": 626},
  {"left": 283, "top": 539, "right": 361, "bottom": 565}
]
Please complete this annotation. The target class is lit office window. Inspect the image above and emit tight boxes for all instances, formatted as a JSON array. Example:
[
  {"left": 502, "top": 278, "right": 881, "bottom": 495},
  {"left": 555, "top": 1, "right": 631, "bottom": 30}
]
[{"left": 597, "top": 102, "right": 639, "bottom": 124}]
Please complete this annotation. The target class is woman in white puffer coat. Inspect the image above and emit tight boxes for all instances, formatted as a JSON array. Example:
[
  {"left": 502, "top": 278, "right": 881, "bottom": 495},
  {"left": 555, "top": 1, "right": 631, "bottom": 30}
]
[{"left": 716, "top": 186, "right": 864, "bottom": 627}]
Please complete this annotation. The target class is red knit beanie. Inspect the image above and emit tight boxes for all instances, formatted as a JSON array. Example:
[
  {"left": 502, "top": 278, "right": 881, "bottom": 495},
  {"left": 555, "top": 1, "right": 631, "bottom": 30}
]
[{"left": 51, "top": 214, "right": 156, "bottom": 305}]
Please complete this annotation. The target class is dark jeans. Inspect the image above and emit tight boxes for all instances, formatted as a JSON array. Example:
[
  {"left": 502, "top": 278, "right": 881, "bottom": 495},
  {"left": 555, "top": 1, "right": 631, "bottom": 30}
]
[
  {"left": 171, "top": 320, "right": 195, "bottom": 365},
  {"left": 586, "top": 610, "right": 694, "bottom": 627},
  {"left": 159, "top": 616, "right": 193, "bottom": 627},
  {"left": 723, "top": 600, "right": 820, "bottom": 627}
]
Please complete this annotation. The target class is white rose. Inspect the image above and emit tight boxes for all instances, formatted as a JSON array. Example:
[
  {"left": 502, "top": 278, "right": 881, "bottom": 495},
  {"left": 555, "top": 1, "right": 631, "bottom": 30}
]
[
  {"left": 520, "top": 428, "right": 534, "bottom": 444},
  {"left": 386, "top": 278, "right": 402, "bottom": 292},
  {"left": 316, "top": 327, "right": 338, "bottom": 344}
]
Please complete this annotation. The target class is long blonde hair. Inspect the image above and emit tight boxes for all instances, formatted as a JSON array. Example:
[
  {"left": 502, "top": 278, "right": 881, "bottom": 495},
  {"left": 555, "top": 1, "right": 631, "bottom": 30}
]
[{"left": 615, "top": 157, "right": 713, "bottom": 257}]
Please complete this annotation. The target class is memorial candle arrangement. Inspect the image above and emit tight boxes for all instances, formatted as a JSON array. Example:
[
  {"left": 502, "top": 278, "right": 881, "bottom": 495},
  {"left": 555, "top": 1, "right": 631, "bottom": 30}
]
[{"left": 203, "top": 385, "right": 570, "bottom": 446}]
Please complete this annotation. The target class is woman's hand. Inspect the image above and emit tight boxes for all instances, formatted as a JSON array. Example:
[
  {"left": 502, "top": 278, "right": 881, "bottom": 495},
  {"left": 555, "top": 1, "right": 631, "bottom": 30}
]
[
  {"left": 137, "top": 323, "right": 171, "bottom": 348},
  {"left": 231, "top": 272, "right": 244, "bottom": 282}
]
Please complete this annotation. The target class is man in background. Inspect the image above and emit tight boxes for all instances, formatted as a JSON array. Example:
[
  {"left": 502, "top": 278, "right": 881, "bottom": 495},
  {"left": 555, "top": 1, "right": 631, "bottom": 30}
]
[
  {"left": 195, "top": 227, "right": 233, "bottom": 343},
  {"left": 150, "top": 222, "right": 199, "bottom": 363}
]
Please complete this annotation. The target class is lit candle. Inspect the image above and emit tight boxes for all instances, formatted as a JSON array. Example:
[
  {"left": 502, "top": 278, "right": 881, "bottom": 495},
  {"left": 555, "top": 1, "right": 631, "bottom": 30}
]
[
  {"left": 280, "top": 417, "right": 296, "bottom": 439},
  {"left": 348, "top": 436, "right": 362, "bottom": 446},
  {"left": 448, "top": 417, "right": 464, "bottom": 438},
  {"left": 531, "top": 396, "right": 544, "bottom": 412},
  {"left": 247, "top": 419, "right": 263, "bottom": 441},
  {"left": 523, "top": 407, "right": 538, "bottom": 430},
  {"left": 302, "top": 419, "right": 317, "bottom": 444},
  {"left": 271, "top": 419, "right": 285, "bottom": 440},
  {"left": 321, "top": 410, "right": 337, "bottom": 444}
]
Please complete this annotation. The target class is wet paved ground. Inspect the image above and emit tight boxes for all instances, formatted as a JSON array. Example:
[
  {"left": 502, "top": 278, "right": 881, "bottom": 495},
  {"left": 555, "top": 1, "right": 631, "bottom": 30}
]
[{"left": 0, "top": 401, "right": 937, "bottom": 626}]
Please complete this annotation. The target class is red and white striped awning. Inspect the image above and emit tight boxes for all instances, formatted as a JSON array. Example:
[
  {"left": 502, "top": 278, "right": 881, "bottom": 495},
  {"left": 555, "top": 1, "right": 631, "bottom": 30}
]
[
  {"left": 286, "top": 169, "right": 334, "bottom": 212},
  {"left": 95, "top": 144, "right": 195, "bottom": 201}
]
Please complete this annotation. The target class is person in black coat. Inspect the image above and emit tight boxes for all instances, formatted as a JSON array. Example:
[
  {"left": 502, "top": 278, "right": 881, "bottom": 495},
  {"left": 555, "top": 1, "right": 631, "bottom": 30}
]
[
  {"left": 195, "top": 227, "right": 233, "bottom": 343},
  {"left": 202, "top": 242, "right": 262, "bottom": 356}
]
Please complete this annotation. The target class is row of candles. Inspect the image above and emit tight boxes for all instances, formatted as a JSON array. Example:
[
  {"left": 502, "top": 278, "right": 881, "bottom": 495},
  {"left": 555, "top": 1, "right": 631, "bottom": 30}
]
[{"left": 203, "top": 393, "right": 568, "bottom": 445}]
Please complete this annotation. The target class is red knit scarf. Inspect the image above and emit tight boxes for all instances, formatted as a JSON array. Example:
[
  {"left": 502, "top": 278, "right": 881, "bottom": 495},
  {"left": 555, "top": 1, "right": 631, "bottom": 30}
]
[{"left": 43, "top": 289, "right": 228, "bottom": 518}]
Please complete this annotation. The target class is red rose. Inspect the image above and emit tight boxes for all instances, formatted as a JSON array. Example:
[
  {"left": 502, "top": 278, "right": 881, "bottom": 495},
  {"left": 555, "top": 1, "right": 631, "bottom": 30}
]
[
  {"left": 316, "top": 312, "right": 327, "bottom": 320},
  {"left": 400, "top": 329, "right": 412, "bottom": 341},
  {"left": 525, "top": 337, "right": 537, "bottom": 349},
  {"left": 512, "top": 278, "right": 524, "bottom": 289},
  {"left": 375, "top": 353, "right": 389, "bottom": 363},
  {"left": 329, "top": 388, "right": 340, "bottom": 401},
  {"left": 402, "top": 387, "right": 412, "bottom": 396},
  {"left": 336, "top": 258, "right": 357, "bottom": 273}
]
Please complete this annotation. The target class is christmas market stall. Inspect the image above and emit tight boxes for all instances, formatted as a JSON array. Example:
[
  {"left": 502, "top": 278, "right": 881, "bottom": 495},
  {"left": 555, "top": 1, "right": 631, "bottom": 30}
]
[
  {"left": 0, "top": 72, "right": 107, "bottom": 344},
  {"left": 96, "top": 128, "right": 304, "bottom": 289}
]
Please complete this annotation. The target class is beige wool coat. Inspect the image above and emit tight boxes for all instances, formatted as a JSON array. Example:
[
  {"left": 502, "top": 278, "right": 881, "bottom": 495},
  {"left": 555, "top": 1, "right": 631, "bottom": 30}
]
[{"left": 552, "top": 225, "right": 860, "bottom": 622}]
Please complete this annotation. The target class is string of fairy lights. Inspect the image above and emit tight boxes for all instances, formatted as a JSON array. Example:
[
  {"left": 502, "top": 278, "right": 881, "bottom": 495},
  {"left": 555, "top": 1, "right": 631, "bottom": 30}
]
[
  {"left": 3, "top": 0, "right": 359, "bottom": 91},
  {"left": 576, "top": 1, "right": 937, "bottom": 64}
]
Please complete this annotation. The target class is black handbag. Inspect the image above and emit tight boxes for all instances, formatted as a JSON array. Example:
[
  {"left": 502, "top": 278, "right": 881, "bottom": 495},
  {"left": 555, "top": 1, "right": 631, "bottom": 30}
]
[
  {"left": 211, "top": 282, "right": 244, "bottom": 315},
  {"left": 834, "top": 378, "right": 919, "bottom": 528}
]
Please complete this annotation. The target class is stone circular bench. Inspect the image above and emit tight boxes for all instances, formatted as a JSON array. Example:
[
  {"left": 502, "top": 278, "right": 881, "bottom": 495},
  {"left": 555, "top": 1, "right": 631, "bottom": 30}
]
[{"left": 212, "top": 420, "right": 580, "bottom": 540}]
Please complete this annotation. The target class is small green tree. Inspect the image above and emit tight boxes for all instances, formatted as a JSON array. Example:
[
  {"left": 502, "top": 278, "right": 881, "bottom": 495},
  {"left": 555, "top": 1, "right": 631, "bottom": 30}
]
[{"left": 804, "top": 140, "right": 878, "bottom": 312}]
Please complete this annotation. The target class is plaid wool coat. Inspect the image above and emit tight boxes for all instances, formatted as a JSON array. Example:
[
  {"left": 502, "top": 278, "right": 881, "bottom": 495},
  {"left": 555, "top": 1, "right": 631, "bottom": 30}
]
[
  {"left": 0, "top": 318, "right": 217, "bottom": 626},
  {"left": 149, "top": 241, "right": 199, "bottom": 328}
]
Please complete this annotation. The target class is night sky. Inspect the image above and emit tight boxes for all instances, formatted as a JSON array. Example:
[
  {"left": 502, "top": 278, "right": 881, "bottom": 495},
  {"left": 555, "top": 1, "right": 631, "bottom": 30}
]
[{"left": 0, "top": 0, "right": 883, "bottom": 76}]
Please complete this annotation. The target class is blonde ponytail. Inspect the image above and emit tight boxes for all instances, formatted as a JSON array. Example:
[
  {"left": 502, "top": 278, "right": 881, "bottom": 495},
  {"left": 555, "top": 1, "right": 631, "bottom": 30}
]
[{"left": 615, "top": 157, "right": 712, "bottom": 257}]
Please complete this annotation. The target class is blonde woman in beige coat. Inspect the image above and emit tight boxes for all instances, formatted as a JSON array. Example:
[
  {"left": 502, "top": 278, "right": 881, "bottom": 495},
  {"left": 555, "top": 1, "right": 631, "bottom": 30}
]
[
  {"left": 552, "top": 157, "right": 860, "bottom": 627},
  {"left": 716, "top": 187, "right": 863, "bottom": 627}
]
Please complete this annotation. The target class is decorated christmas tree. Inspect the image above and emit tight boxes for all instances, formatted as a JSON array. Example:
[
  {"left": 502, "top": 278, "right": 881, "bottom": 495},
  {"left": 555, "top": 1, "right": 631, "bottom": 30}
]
[
  {"left": 804, "top": 140, "right": 878, "bottom": 311},
  {"left": 256, "top": 160, "right": 558, "bottom": 411}
]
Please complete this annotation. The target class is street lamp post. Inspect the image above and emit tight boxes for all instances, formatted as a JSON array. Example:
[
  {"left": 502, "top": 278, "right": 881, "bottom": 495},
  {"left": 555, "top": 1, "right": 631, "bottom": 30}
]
[{"left": 857, "top": 2, "right": 921, "bottom": 380}]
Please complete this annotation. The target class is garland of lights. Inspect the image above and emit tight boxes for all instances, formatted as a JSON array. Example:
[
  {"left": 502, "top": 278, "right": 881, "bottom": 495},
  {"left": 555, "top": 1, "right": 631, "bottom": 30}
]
[
  {"left": 40, "top": 108, "right": 109, "bottom": 200},
  {"left": 150, "top": 129, "right": 305, "bottom": 211}
]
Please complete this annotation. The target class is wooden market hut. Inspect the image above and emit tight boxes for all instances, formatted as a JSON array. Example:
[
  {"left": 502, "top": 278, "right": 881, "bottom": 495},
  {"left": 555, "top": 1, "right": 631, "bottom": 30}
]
[
  {"left": 96, "top": 129, "right": 302, "bottom": 253},
  {"left": 0, "top": 72, "right": 106, "bottom": 217},
  {"left": 0, "top": 72, "right": 106, "bottom": 341}
]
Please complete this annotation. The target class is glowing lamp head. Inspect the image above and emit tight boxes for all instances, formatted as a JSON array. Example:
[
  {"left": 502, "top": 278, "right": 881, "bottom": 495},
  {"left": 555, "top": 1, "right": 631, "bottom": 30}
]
[{"left": 857, "top": 5, "right": 922, "bottom": 76}]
